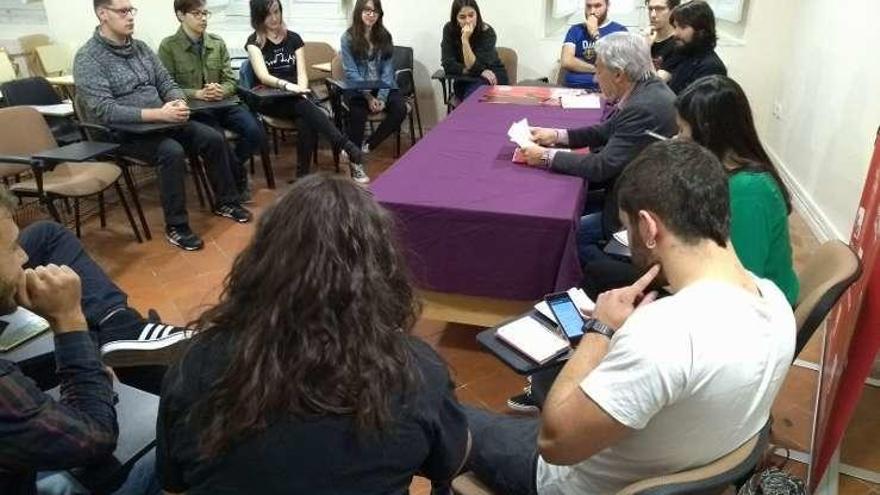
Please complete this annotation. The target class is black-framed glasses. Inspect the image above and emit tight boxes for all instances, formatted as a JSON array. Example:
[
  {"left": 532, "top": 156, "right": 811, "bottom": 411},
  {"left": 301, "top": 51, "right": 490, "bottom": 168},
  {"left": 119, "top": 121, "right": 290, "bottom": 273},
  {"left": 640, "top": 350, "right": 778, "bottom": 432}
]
[
  {"left": 362, "top": 8, "right": 381, "bottom": 16},
  {"left": 104, "top": 6, "right": 138, "bottom": 17},
  {"left": 188, "top": 9, "right": 212, "bottom": 19}
]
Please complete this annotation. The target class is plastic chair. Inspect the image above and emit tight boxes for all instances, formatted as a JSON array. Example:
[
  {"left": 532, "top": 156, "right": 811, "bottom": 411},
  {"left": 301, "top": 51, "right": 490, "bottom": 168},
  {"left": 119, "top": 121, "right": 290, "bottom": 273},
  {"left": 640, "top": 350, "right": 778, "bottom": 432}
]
[
  {"left": 451, "top": 420, "right": 771, "bottom": 495},
  {"left": 0, "top": 76, "right": 81, "bottom": 145},
  {"left": 16, "top": 34, "right": 51, "bottom": 77},
  {"left": 792, "top": 240, "right": 862, "bottom": 358},
  {"left": 0, "top": 49, "right": 17, "bottom": 84},
  {"left": 0, "top": 106, "right": 141, "bottom": 240},
  {"left": 497, "top": 46, "right": 518, "bottom": 85},
  {"left": 303, "top": 41, "right": 336, "bottom": 103}
]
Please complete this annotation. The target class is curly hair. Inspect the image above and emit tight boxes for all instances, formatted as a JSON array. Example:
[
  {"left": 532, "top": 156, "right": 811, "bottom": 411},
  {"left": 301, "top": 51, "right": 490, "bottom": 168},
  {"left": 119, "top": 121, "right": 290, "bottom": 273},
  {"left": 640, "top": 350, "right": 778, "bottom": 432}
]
[{"left": 189, "top": 173, "right": 421, "bottom": 458}]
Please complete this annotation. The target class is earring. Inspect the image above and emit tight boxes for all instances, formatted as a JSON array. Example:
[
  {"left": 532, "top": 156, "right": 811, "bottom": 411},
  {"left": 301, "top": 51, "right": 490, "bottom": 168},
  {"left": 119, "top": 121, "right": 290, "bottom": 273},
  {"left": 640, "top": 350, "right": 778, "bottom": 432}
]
[{"left": 646, "top": 239, "right": 657, "bottom": 249}]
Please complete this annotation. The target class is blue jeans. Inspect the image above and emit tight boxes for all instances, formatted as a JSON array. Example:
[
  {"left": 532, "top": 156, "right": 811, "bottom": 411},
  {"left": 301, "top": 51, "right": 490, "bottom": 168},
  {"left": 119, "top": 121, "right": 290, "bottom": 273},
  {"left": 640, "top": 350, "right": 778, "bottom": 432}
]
[
  {"left": 463, "top": 406, "right": 539, "bottom": 495},
  {"left": 193, "top": 104, "right": 264, "bottom": 191},
  {"left": 20, "top": 221, "right": 126, "bottom": 330},
  {"left": 577, "top": 212, "right": 609, "bottom": 265},
  {"left": 36, "top": 448, "right": 161, "bottom": 495}
]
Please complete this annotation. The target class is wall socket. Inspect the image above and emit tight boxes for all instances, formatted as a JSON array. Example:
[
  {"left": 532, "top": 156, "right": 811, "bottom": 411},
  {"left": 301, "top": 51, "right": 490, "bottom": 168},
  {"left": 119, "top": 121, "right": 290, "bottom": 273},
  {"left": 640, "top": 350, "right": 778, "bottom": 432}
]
[{"left": 773, "top": 101, "right": 784, "bottom": 120}]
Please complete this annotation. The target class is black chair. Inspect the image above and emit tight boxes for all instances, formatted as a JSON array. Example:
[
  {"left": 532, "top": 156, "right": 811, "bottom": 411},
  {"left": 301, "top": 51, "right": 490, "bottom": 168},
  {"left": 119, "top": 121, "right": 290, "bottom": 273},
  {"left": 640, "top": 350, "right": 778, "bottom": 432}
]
[
  {"left": 0, "top": 77, "right": 82, "bottom": 145},
  {"left": 324, "top": 46, "right": 423, "bottom": 159}
]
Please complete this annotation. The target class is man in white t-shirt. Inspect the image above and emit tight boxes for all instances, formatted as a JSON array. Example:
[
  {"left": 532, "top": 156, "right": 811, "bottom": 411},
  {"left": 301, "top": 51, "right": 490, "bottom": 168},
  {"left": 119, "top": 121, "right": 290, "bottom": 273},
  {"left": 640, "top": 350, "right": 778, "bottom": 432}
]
[{"left": 463, "top": 140, "right": 795, "bottom": 495}]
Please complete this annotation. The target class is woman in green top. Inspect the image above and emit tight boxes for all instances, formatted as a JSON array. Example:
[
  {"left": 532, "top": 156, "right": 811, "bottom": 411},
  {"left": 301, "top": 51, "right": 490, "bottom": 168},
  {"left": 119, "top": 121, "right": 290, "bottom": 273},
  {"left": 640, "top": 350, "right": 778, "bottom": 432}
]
[{"left": 675, "top": 75, "right": 799, "bottom": 304}]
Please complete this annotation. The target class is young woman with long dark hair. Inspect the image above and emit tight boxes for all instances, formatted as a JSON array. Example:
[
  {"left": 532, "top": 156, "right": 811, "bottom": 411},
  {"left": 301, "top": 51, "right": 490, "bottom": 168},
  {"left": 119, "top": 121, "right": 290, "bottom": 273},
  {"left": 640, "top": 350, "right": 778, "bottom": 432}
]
[
  {"left": 156, "top": 173, "right": 470, "bottom": 494},
  {"left": 244, "top": 0, "right": 371, "bottom": 183},
  {"left": 440, "top": 0, "right": 508, "bottom": 102},
  {"left": 675, "top": 74, "right": 798, "bottom": 303},
  {"left": 340, "top": 0, "right": 407, "bottom": 154}
]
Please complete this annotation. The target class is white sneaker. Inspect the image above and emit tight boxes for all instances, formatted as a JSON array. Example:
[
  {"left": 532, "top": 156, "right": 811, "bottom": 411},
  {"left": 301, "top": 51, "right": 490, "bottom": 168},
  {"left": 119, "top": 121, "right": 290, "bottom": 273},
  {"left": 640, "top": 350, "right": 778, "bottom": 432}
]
[{"left": 349, "top": 162, "right": 370, "bottom": 184}]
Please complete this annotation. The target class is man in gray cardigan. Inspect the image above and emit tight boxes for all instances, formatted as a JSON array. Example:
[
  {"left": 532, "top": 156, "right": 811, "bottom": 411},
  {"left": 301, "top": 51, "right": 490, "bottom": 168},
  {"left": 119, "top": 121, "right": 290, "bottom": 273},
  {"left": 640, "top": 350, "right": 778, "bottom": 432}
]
[
  {"left": 74, "top": 0, "right": 252, "bottom": 251},
  {"left": 520, "top": 32, "right": 677, "bottom": 264}
]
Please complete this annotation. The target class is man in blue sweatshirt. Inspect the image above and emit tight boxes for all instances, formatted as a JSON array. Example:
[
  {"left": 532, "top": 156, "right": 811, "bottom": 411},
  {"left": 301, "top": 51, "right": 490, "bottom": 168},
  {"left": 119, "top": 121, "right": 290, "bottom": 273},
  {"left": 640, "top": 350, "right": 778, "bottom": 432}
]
[{"left": 74, "top": 0, "right": 252, "bottom": 251}]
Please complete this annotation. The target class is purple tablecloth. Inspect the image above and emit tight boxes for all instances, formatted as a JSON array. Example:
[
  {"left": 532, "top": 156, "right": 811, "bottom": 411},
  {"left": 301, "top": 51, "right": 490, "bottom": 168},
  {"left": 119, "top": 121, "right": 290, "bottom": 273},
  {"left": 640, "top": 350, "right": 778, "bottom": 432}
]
[{"left": 372, "top": 86, "right": 603, "bottom": 300}]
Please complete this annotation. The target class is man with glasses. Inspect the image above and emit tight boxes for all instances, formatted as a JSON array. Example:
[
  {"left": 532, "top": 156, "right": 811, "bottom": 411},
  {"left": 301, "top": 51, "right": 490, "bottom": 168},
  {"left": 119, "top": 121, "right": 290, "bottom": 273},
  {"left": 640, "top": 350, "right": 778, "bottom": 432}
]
[
  {"left": 159, "top": 0, "right": 264, "bottom": 203},
  {"left": 74, "top": 0, "right": 253, "bottom": 252},
  {"left": 644, "top": 0, "right": 680, "bottom": 69}
]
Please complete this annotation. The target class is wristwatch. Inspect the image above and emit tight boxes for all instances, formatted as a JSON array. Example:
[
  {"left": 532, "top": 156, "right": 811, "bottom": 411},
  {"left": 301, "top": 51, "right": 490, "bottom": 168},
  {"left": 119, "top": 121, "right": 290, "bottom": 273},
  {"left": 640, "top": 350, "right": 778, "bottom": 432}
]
[{"left": 583, "top": 318, "right": 616, "bottom": 339}]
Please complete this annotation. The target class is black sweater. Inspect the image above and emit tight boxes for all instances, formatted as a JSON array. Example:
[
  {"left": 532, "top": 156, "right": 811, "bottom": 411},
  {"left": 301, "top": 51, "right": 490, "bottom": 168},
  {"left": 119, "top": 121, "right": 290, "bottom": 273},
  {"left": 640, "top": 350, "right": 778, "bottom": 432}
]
[{"left": 440, "top": 22, "right": 508, "bottom": 83}]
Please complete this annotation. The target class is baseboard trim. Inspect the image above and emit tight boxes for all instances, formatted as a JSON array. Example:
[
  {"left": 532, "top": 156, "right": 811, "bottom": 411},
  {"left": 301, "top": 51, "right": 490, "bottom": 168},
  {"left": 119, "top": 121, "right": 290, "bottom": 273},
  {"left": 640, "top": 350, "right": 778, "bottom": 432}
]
[{"left": 766, "top": 147, "right": 845, "bottom": 242}]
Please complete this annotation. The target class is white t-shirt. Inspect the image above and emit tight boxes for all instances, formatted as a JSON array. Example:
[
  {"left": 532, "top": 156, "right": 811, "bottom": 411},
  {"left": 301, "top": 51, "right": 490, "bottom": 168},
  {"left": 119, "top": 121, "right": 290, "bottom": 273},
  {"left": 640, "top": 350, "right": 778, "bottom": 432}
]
[{"left": 536, "top": 275, "right": 795, "bottom": 495}]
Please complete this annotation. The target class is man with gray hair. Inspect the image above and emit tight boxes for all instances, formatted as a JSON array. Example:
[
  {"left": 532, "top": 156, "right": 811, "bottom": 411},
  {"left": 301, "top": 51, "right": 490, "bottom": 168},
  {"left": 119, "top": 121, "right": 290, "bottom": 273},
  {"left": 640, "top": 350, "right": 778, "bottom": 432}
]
[{"left": 520, "top": 31, "right": 676, "bottom": 259}]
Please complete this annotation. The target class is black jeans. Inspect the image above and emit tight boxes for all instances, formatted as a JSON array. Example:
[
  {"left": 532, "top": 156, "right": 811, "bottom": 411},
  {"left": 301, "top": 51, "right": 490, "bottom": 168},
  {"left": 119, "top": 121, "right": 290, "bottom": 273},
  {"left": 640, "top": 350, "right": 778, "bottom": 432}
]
[
  {"left": 19, "top": 221, "right": 165, "bottom": 394},
  {"left": 192, "top": 104, "right": 264, "bottom": 192},
  {"left": 258, "top": 95, "right": 356, "bottom": 177},
  {"left": 463, "top": 405, "right": 540, "bottom": 495},
  {"left": 118, "top": 120, "right": 239, "bottom": 228},
  {"left": 345, "top": 89, "right": 407, "bottom": 149}
]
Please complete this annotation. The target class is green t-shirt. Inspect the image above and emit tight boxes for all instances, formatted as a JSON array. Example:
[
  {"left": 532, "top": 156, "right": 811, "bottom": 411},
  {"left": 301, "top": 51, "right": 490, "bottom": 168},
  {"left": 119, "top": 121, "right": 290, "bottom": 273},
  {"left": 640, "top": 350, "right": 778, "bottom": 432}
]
[{"left": 729, "top": 171, "right": 799, "bottom": 305}]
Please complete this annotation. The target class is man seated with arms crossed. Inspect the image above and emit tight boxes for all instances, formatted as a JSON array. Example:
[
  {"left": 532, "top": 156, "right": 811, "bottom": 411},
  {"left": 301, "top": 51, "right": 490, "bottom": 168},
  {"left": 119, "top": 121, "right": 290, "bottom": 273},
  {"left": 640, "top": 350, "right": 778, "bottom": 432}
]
[
  {"left": 657, "top": 0, "right": 726, "bottom": 94},
  {"left": 561, "top": 0, "right": 627, "bottom": 90},
  {"left": 0, "top": 189, "right": 161, "bottom": 495},
  {"left": 159, "top": 0, "right": 264, "bottom": 203},
  {"left": 464, "top": 140, "right": 795, "bottom": 494},
  {"left": 75, "top": 0, "right": 252, "bottom": 252},
  {"left": 522, "top": 32, "right": 676, "bottom": 261}
]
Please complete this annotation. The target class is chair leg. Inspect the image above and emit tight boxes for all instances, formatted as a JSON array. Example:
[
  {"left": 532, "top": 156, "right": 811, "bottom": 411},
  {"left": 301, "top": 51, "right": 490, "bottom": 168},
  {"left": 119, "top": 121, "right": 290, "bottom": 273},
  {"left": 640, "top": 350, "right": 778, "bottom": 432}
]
[
  {"left": 98, "top": 191, "right": 106, "bottom": 228},
  {"left": 115, "top": 182, "right": 143, "bottom": 243},
  {"left": 272, "top": 128, "right": 279, "bottom": 156},
  {"left": 45, "top": 198, "right": 62, "bottom": 223},
  {"left": 63, "top": 197, "right": 72, "bottom": 215},
  {"left": 260, "top": 140, "right": 276, "bottom": 189},
  {"left": 395, "top": 130, "right": 401, "bottom": 158},
  {"left": 413, "top": 97, "right": 424, "bottom": 139},
  {"left": 121, "top": 165, "right": 151, "bottom": 240},
  {"left": 189, "top": 158, "right": 207, "bottom": 208},
  {"left": 73, "top": 198, "right": 81, "bottom": 238},
  {"left": 409, "top": 113, "right": 416, "bottom": 148}
]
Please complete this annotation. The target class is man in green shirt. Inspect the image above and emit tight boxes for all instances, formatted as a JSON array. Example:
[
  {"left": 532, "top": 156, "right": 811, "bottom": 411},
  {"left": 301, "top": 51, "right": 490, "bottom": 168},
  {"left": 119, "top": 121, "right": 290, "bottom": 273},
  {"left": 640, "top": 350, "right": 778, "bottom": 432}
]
[{"left": 158, "top": 0, "right": 263, "bottom": 201}]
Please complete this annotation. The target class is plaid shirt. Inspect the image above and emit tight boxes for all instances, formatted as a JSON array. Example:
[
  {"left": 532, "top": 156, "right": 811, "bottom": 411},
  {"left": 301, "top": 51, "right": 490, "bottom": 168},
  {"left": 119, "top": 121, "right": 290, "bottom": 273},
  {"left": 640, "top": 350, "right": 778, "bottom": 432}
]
[{"left": 0, "top": 331, "right": 117, "bottom": 495}]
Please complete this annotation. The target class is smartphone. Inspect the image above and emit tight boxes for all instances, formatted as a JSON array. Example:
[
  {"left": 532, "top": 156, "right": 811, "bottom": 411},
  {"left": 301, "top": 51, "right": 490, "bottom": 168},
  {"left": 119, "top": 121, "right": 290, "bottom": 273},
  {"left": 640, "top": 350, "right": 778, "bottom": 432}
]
[{"left": 545, "top": 292, "right": 585, "bottom": 342}]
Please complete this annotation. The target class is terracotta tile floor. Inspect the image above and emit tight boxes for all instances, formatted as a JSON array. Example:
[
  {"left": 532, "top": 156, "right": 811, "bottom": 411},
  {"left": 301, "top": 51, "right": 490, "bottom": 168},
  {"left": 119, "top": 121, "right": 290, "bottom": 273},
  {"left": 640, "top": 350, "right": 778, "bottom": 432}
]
[{"left": 26, "top": 134, "right": 880, "bottom": 494}]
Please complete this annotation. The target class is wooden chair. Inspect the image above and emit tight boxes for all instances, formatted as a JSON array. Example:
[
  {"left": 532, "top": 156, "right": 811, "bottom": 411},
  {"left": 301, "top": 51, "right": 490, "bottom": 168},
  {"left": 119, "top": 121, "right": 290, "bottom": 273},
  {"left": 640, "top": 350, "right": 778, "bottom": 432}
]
[
  {"left": 451, "top": 421, "right": 771, "bottom": 495},
  {"left": 35, "top": 43, "right": 72, "bottom": 77},
  {"left": 303, "top": 41, "right": 336, "bottom": 104},
  {"left": 0, "top": 106, "right": 141, "bottom": 240},
  {"left": 16, "top": 34, "right": 51, "bottom": 77},
  {"left": 497, "top": 46, "right": 518, "bottom": 84},
  {"left": 0, "top": 49, "right": 17, "bottom": 85},
  {"left": 1, "top": 77, "right": 82, "bottom": 145},
  {"left": 791, "top": 240, "right": 862, "bottom": 358}
]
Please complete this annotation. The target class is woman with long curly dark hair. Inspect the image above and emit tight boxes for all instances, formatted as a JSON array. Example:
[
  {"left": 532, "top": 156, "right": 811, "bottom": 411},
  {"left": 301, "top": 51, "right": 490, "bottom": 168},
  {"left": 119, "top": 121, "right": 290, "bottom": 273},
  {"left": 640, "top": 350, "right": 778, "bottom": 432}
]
[
  {"left": 340, "top": 0, "right": 407, "bottom": 155},
  {"left": 156, "top": 173, "right": 470, "bottom": 494}
]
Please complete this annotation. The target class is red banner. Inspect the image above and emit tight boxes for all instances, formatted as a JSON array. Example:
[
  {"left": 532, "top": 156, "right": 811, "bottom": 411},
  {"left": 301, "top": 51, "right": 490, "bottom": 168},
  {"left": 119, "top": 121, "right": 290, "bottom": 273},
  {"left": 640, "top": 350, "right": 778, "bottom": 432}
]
[{"left": 810, "top": 127, "right": 880, "bottom": 490}]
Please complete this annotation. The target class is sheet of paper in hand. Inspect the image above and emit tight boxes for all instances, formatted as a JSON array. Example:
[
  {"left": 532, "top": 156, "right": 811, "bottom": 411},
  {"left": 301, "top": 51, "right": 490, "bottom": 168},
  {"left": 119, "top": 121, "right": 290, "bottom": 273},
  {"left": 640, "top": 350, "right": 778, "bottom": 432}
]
[
  {"left": 508, "top": 118, "right": 535, "bottom": 149},
  {"left": 0, "top": 308, "right": 50, "bottom": 352}
]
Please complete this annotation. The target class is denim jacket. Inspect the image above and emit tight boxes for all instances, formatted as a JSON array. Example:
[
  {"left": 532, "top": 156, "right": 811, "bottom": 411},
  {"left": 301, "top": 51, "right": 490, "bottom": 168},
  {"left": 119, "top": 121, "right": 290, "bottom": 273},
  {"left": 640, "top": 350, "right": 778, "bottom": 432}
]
[{"left": 339, "top": 31, "right": 396, "bottom": 102}]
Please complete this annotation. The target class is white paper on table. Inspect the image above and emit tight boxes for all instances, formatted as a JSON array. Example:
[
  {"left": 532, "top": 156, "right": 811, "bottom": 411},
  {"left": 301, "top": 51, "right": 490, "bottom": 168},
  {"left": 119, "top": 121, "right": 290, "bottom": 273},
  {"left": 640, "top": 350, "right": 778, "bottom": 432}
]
[
  {"left": 496, "top": 316, "right": 570, "bottom": 364},
  {"left": 561, "top": 94, "right": 601, "bottom": 109},
  {"left": 534, "top": 287, "right": 595, "bottom": 323},
  {"left": 613, "top": 230, "right": 630, "bottom": 247},
  {"left": 507, "top": 118, "right": 535, "bottom": 149}
]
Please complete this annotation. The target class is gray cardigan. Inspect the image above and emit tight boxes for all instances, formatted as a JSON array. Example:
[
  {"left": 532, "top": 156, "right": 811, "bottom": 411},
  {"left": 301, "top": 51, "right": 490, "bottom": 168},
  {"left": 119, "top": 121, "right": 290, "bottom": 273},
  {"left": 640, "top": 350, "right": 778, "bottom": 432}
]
[{"left": 74, "top": 29, "right": 185, "bottom": 124}]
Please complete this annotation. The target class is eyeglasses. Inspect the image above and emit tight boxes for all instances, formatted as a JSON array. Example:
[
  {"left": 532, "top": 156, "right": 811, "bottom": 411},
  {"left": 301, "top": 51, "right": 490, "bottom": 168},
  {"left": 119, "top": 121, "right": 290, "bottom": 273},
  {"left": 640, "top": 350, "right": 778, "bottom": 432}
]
[
  {"left": 362, "top": 8, "right": 380, "bottom": 16},
  {"left": 104, "top": 6, "right": 138, "bottom": 17},
  {"left": 188, "top": 10, "right": 212, "bottom": 19}
]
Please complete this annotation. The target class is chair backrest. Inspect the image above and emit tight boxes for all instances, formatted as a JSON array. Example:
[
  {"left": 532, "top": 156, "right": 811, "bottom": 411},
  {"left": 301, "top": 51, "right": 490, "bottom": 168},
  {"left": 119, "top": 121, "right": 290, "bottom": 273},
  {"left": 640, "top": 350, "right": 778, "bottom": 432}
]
[
  {"left": 238, "top": 59, "right": 256, "bottom": 89},
  {"left": 793, "top": 240, "right": 862, "bottom": 357},
  {"left": 0, "top": 106, "right": 57, "bottom": 157},
  {"left": 0, "top": 77, "right": 63, "bottom": 106},
  {"left": 392, "top": 45, "right": 415, "bottom": 97},
  {"left": 616, "top": 420, "right": 772, "bottom": 495},
  {"left": 35, "top": 44, "right": 72, "bottom": 76},
  {"left": 303, "top": 41, "right": 336, "bottom": 83},
  {"left": 17, "top": 34, "right": 51, "bottom": 77},
  {"left": 330, "top": 54, "right": 344, "bottom": 80},
  {"left": 0, "top": 50, "right": 17, "bottom": 84},
  {"left": 497, "top": 46, "right": 518, "bottom": 84}
]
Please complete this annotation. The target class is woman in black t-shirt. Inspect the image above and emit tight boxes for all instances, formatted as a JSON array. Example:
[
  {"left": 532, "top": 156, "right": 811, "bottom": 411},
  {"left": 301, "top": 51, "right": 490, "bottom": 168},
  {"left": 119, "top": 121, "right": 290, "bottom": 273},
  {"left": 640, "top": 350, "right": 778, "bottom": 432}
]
[
  {"left": 245, "top": 0, "right": 371, "bottom": 183},
  {"left": 157, "top": 174, "right": 471, "bottom": 495},
  {"left": 440, "top": 0, "right": 509, "bottom": 103}
]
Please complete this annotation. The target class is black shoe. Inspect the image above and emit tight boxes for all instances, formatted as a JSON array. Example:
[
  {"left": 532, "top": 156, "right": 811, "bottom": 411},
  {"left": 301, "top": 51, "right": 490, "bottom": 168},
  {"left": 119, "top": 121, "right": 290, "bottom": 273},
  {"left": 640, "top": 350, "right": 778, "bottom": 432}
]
[
  {"left": 506, "top": 386, "right": 539, "bottom": 414},
  {"left": 213, "top": 204, "right": 253, "bottom": 224},
  {"left": 165, "top": 225, "right": 204, "bottom": 251},
  {"left": 100, "top": 322, "right": 192, "bottom": 368}
]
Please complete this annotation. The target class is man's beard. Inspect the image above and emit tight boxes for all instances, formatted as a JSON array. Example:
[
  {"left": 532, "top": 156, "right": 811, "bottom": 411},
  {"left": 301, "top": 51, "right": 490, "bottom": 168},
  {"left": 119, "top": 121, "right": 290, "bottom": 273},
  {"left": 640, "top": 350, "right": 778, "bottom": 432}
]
[
  {"left": 674, "top": 36, "right": 702, "bottom": 56},
  {"left": 0, "top": 279, "right": 18, "bottom": 316},
  {"left": 628, "top": 228, "right": 669, "bottom": 291}
]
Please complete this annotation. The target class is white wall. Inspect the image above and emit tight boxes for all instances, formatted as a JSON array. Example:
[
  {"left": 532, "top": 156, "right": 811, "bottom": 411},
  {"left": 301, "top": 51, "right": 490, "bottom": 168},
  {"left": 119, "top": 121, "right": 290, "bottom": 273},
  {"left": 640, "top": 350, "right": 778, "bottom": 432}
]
[{"left": 5, "top": 0, "right": 877, "bottom": 240}]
